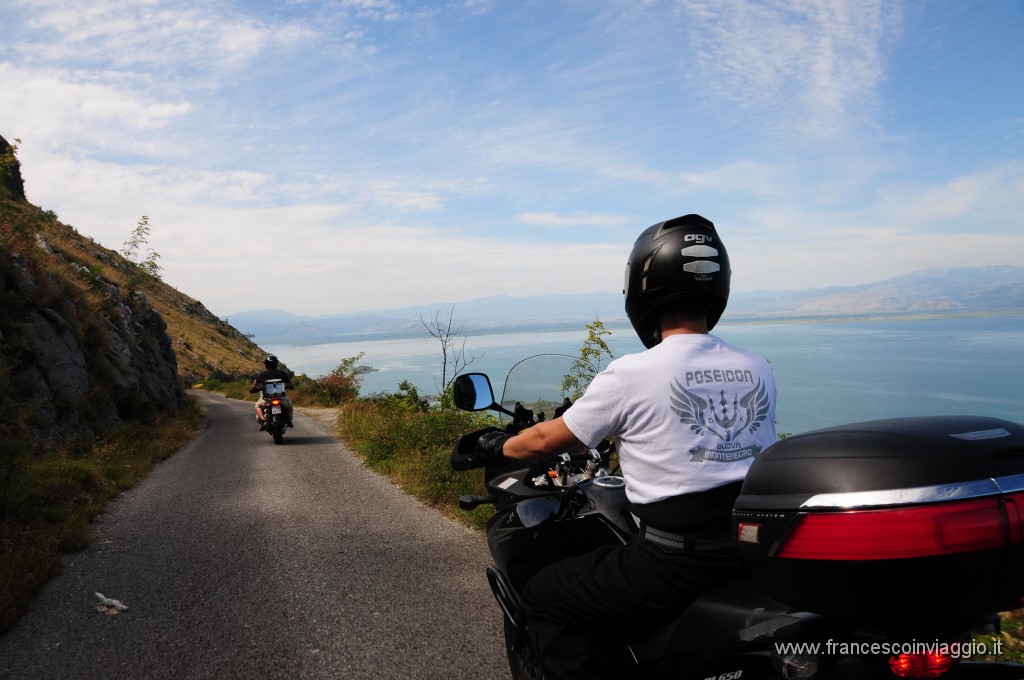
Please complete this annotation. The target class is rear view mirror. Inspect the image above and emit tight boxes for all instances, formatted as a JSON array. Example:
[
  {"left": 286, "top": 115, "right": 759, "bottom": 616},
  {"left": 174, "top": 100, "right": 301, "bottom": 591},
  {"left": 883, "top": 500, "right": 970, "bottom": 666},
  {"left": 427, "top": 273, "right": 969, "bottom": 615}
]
[{"left": 453, "top": 373, "right": 495, "bottom": 411}]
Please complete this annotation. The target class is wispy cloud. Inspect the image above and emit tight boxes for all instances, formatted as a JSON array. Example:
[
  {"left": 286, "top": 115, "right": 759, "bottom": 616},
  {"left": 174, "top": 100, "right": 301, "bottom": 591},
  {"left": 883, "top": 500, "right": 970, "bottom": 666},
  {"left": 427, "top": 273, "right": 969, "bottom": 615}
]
[
  {"left": 11, "top": 0, "right": 314, "bottom": 72},
  {"left": 516, "top": 213, "right": 632, "bottom": 228},
  {"left": 0, "top": 63, "right": 190, "bottom": 153},
  {"left": 680, "top": 161, "right": 786, "bottom": 196},
  {"left": 874, "top": 161, "right": 1024, "bottom": 234},
  {"left": 161, "top": 212, "right": 626, "bottom": 314},
  {"left": 677, "top": 0, "right": 899, "bottom": 137},
  {"left": 1, "top": 0, "right": 1020, "bottom": 317}
]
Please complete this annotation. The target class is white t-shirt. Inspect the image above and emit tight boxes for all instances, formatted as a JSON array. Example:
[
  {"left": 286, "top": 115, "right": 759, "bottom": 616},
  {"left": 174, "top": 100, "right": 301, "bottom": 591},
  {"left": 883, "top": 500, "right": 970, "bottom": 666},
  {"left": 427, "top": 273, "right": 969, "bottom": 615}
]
[{"left": 562, "top": 333, "right": 777, "bottom": 505}]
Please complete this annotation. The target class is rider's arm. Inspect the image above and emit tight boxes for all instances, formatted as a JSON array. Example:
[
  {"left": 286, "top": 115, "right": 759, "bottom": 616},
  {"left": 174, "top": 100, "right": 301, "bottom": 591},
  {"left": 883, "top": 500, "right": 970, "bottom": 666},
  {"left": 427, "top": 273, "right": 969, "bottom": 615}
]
[{"left": 502, "top": 417, "right": 582, "bottom": 461}]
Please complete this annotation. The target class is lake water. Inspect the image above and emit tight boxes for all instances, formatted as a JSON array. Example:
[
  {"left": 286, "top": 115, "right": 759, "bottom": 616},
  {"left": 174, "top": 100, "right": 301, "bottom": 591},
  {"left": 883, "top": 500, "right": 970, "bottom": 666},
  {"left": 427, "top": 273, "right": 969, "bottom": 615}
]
[{"left": 266, "top": 315, "right": 1024, "bottom": 436}]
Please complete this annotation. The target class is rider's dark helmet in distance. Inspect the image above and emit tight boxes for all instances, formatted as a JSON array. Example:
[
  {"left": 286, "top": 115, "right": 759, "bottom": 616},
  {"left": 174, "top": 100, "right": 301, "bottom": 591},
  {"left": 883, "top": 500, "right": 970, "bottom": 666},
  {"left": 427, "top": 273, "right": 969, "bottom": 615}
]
[
  {"left": 624, "top": 213, "right": 731, "bottom": 348},
  {"left": 264, "top": 355, "right": 279, "bottom": 369}
]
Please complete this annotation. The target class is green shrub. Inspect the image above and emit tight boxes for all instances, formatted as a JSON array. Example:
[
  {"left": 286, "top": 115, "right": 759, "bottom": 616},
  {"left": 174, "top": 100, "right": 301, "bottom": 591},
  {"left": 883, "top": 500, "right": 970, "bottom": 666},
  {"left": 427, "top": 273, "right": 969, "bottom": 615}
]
[
  {"left": 336, "top": 394, "right": 496, "bottom": 528},
  {"left": 292, "top": 353, "right": 367, "bottom": 406},
  {"left": 200, "top": 378, "right": 254, "bottom": 401}
]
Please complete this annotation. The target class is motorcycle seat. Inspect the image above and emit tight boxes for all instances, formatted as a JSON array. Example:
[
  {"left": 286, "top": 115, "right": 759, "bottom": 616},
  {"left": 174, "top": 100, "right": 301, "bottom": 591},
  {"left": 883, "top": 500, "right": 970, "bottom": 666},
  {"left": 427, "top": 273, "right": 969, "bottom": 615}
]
[{"left": 627, "top": 576, "right": 795, "bottom": 664}]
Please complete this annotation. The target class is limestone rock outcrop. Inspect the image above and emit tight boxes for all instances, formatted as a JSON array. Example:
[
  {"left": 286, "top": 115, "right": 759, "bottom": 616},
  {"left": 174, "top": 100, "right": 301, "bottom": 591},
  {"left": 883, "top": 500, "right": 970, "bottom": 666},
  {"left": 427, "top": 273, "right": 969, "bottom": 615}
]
[{"left": 0, "top": 229, "right": 181, "bottom": 450}]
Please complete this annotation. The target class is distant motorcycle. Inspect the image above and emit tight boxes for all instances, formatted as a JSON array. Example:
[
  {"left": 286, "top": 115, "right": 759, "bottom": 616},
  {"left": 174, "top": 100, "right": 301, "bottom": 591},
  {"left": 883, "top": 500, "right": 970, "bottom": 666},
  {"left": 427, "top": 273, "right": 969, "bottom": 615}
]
[
  {"left": 257, "top": 378, "right": 289, "bottom": 445},
  {"left": 450, "top": 353, "right": 1024, "bottom": 680}
]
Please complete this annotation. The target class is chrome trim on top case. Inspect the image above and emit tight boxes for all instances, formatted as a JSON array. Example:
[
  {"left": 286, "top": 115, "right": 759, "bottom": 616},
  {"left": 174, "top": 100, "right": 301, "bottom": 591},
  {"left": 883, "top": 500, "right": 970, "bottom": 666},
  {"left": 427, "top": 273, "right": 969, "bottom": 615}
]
[{"left": 799, "top": 473, "right": 1024, "bottom": 509}]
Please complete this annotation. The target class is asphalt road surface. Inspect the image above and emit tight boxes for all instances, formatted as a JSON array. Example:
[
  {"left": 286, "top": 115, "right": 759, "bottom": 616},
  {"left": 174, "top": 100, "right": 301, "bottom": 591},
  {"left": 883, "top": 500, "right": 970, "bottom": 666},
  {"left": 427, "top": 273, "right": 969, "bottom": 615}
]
[{"left": 0, "top": 391, "right": 506, "bottom": 679}]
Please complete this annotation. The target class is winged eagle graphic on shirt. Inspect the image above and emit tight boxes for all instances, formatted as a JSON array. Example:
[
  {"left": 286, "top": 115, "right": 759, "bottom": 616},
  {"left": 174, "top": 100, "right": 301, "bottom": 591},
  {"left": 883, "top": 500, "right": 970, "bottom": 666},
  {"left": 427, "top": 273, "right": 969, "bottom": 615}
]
[{"left": 669, "top": 377, "right": 772, "bottom": 443}]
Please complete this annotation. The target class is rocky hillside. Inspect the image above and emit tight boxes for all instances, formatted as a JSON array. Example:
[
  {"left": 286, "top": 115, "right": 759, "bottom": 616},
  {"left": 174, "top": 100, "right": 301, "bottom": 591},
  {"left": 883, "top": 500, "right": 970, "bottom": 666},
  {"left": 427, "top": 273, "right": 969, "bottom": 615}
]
[{"left": 1, "top": 134, "right": 268, "bottom": 452}]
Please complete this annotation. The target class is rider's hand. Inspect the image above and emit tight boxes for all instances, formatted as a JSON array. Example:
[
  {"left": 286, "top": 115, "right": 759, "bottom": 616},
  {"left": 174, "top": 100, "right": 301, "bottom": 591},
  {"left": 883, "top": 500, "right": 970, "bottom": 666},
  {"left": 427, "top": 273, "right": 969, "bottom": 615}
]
[{"left": 477, "top": 430, "right": 511, "bottom": 462}]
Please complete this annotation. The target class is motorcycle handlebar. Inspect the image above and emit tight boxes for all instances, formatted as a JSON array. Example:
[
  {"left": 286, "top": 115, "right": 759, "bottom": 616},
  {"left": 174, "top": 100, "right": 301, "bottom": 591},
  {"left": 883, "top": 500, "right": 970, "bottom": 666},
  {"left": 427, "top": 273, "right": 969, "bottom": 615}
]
[
  {"left": 450, "top": 427, "right": 501, "bottom": 471},
  {"left": 450, "top": 428, "right": 613, "bottom": 472}
]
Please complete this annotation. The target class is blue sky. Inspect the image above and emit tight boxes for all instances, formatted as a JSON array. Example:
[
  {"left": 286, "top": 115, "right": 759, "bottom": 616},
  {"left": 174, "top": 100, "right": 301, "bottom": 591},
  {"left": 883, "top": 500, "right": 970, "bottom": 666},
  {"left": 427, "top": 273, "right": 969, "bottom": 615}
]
[{"left": 2, "top": 0, "right": 1022, "bottom": 317}]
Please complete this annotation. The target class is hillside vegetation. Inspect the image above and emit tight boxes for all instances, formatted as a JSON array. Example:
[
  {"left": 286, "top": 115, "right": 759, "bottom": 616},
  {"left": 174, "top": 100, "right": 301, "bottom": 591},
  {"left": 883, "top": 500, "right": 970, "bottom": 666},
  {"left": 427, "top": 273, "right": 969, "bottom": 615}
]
[
  {"left": 1, "top": 134, "right": 270, "bottom": 632},
  {"left": 2, "top": 210, "right": 267, "bottom": 386}
]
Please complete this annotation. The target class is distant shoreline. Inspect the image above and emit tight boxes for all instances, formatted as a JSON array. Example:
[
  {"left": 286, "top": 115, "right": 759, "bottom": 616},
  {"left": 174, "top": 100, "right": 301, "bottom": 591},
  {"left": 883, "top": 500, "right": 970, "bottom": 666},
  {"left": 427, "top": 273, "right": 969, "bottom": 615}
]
[
  {"left": 256, "top": 309, "right": 1024, "bottom": 346},
  {"left": 724, "top": 308, "right": 1024, "bottom": 327}
]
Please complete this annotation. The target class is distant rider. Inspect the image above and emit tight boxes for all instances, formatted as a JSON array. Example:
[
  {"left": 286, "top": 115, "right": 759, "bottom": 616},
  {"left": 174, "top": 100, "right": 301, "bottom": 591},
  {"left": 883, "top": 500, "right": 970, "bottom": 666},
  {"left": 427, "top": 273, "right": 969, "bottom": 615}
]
[
  {"left": 472, "top": 214, "right": 778, "bottom": 679},
  {"left": 250, "top": 355, "right": 294, "bottom": 428}
]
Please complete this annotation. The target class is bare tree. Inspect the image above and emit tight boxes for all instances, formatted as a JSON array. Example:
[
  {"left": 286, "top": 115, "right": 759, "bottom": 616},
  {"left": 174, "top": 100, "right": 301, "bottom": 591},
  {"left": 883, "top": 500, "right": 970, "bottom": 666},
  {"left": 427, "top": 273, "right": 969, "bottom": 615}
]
[{"left": 418, "top": 305, "right": 481, "bottom": 404}]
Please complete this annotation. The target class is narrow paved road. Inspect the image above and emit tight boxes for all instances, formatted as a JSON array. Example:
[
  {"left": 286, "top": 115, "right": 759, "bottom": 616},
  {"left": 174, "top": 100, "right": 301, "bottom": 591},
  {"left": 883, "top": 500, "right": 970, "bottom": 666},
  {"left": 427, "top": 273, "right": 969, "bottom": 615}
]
[{"left": 0, "top": 391, "right": 506, "bottom": 679}]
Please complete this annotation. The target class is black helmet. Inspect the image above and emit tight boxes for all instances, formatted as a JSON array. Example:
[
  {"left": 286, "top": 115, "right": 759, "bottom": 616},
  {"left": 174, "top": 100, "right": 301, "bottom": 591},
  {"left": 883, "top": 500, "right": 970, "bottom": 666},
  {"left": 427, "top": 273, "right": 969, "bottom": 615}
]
[
  {"left": 264, "top": 355, "right": 279, "bottom": 369},
  {"left": 624, "top": 213, "right": 731, "bottom": 348}
]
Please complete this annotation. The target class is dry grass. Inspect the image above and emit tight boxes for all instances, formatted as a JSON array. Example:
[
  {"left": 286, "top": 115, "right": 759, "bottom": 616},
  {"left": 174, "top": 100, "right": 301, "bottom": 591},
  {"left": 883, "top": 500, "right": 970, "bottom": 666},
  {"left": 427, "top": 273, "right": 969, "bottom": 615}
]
[
  {"left": 1, "top": 199, "right": 271, "bottom": 384},
  {"left": 0, "top": 396, "right": 205, "bottom": 633}
]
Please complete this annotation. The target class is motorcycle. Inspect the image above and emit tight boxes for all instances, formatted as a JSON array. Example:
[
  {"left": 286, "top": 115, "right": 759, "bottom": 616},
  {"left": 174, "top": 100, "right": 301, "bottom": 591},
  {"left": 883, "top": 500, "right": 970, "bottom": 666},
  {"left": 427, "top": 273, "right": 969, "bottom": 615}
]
[
  {"left": 257, "top": 378, "right": 289, "bottom": 445},
  {"left": 450, "top": 354, "right": 1024, "bottom": 680}
]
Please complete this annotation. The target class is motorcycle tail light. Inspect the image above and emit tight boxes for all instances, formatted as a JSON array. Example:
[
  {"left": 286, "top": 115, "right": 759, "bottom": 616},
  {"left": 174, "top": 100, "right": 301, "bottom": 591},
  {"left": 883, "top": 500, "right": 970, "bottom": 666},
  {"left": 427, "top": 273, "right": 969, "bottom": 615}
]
[
  {"left": 888, "top": 652, "right": 956, "bottom": 678},
  {"left": 777, "top": 495, "right": 1020, "bottom": 561},
  {"left": 271, "top": 399, "right": 281, "bottom": 406}
]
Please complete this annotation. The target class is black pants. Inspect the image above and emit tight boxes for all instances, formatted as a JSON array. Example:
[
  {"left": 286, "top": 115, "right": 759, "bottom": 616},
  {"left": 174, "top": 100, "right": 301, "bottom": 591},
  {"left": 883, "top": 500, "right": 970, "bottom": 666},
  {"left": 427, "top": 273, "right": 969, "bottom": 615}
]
[{"left": 520, "top": 532, "right": 747, "bottom": 680}]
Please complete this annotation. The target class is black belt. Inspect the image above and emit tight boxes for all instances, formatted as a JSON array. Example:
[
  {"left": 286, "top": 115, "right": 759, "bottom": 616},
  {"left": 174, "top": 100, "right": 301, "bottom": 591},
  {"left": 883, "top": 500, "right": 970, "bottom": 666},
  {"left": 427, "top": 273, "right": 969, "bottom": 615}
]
[{"left": 640, "top": 524, "right": 736, "bottom": 552}]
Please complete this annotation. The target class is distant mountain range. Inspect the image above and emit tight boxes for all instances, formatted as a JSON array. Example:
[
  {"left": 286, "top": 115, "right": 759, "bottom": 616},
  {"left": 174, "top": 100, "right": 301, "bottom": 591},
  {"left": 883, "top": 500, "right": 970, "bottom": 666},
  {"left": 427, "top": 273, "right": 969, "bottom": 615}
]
[{"left": 230, "top": 266, "right": 1024, "bottom": 346}]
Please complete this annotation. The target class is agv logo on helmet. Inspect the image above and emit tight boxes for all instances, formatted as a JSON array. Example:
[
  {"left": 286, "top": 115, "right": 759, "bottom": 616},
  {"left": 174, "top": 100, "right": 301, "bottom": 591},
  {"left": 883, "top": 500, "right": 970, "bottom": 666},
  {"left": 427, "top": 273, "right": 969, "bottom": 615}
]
[{"left": 684, "top": 233, "right": 714, "bottom": 244}]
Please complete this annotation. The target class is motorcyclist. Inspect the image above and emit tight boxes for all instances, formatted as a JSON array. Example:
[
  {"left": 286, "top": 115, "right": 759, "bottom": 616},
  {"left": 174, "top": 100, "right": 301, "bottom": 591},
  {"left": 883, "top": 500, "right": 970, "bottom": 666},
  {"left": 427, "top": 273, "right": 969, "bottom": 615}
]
[
  {"left": 249, "top": 355, "right": 294, "bottom": 428},
  {"left": 473, "top": 214, "right": 778, "bottom": 679}
]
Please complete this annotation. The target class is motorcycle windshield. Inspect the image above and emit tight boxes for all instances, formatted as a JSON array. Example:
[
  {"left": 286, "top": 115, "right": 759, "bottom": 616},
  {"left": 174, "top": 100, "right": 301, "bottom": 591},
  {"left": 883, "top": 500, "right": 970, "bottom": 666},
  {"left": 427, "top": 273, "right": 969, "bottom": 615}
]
[{"left": 498, "top": 354, "right": 596, "bottom": 427}]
